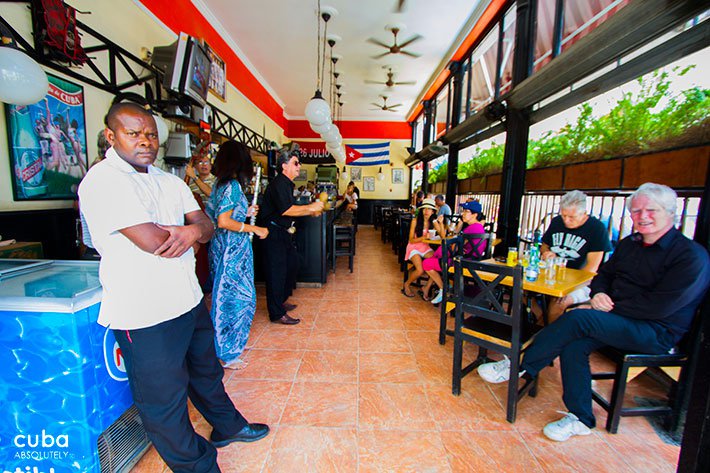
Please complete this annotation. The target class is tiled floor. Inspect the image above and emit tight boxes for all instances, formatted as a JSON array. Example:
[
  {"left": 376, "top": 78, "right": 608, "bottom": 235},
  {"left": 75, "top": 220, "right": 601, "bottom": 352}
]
[{"left": 132, "top": 226, "right": 680, "bottom": 472}]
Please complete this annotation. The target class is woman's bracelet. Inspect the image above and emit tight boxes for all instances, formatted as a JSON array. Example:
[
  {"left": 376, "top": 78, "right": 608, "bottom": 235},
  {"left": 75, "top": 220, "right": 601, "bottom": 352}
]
[{"left": 239, "top": 222, "right": 245, "bottom": 232}]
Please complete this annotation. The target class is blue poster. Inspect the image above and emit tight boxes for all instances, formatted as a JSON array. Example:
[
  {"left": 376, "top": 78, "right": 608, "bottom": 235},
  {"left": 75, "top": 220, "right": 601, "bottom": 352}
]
[{"left": 4, "top": 74, "right": 88, "bottom": 200}]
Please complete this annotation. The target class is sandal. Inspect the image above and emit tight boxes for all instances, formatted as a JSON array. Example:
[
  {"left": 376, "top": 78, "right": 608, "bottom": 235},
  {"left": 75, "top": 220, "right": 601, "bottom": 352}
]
[
  {"left": 421, "top": 290, "right": 432, "bottom": 302},
  {"left": 401, "top": 288, "right": 415, "bottom": 298}
]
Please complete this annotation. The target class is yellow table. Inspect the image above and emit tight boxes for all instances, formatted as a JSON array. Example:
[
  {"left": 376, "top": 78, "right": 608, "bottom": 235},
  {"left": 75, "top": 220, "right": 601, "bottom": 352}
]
[
  {"left": 422, "top": 238, "right": 443, "bottom": 245},
  {"left": 449, "top": 258, "right": 595, "bottom": 298},
  {"left": 0, "top": 242, "right": 44, "bottom": 259}
]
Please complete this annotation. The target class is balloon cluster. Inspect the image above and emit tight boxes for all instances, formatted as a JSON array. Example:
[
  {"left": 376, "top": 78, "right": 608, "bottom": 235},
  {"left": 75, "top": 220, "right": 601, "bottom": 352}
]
[{"left": 305, "top": 91, "right": 346, "bottom": 163}]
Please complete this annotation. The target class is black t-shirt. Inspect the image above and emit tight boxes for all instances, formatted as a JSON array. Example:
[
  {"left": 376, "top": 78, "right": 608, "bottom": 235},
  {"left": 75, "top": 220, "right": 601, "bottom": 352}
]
[
  {"left": 541, "top": 215, "right": 612, "bottom": 269},
  {"left": 258, "top": 172, "right": 295, "bottom": 227}
]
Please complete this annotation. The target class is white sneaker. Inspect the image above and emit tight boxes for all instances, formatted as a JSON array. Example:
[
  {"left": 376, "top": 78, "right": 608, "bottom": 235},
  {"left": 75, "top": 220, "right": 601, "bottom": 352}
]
[
  {"left": 430, "top": 290, "right": 443, "bottom": 305},
  {"left": 478, "top": 356, "right": 527, "bottom": 383},
  {"left": 543, "top": 412, "right": 592, "bottom": 441}
]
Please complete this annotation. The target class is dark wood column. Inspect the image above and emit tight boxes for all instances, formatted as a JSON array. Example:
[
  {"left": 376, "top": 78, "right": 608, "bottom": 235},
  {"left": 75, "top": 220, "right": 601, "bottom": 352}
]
[
  {"left": 445, "top": 61, "right": 464, "bottom": 210},
  {"left": 421, "top": 99, "right": 434, "bottom": 194},
  {"left": 496, "top": 0, "right": 537, "bottom": 253}
]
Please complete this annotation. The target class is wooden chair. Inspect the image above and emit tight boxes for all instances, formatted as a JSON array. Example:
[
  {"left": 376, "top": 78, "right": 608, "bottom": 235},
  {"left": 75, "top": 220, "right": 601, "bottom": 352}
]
[
  {"left": 590, "top": 311, "right": 702, "bottom": 434},
  {"left": 451, "top": 258, "right": 540, "bottom": 423},
  {"left": 438, "top": 232, "right": 495, "bottom": 344}
]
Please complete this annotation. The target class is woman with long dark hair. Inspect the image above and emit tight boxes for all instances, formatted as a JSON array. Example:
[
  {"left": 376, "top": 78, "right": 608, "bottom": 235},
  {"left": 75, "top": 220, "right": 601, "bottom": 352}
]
[
  {"left": 402, "top": 198, "right": 442, "bottom": 299},
  {"left": 207, "top": 140, "right": 269, "bottom": 369}
]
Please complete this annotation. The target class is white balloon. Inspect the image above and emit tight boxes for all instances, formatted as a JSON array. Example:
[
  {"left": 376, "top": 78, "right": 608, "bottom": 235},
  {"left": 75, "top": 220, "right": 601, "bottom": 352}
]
[
  {"left": 305, "top": 96, "right": 331, "bottom": 126},
  {"left": 310, "top": 121, "right": 332, "bottom": 135},
  {"left": 153, "top": 113, "right": 170, "bottom": 145},
  {"left": 0, "top": 47, "right": 49, "bottom": 106}
]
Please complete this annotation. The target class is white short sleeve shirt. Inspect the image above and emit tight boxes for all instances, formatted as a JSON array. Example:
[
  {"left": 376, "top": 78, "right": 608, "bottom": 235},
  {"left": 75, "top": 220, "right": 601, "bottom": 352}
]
[{"left": 78, "top": 147, "right": 203, "bottom": 330}]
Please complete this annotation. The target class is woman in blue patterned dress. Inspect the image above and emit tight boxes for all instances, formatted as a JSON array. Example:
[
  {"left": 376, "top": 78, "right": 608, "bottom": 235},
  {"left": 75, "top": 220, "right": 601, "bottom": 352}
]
[{"left": 208, "top": 141, "right": 269, "bottom": 369}]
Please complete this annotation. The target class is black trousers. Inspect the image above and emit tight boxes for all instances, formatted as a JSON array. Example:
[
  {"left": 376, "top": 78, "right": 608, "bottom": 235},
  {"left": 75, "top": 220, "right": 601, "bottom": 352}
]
[
  {"left": 263, "top": 225, "right": 299, "bottom": 320},
  {"left": 113, "top": 301, "right": 248, "bottom": 473}
]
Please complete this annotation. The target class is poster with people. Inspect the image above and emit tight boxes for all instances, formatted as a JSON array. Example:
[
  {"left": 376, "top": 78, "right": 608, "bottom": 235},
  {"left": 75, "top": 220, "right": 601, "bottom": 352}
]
[{"left": 4, "top": 74, "right": 88, "bottom": 200}]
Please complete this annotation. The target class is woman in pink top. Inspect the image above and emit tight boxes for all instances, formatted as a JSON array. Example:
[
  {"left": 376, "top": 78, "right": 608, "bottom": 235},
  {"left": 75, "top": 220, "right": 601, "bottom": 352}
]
[
  {"left": 423, "top": 200, "right": 487, "bottom": 305},
  {"left": 402, "top": 198, "right": 443, "bottom": 298}
]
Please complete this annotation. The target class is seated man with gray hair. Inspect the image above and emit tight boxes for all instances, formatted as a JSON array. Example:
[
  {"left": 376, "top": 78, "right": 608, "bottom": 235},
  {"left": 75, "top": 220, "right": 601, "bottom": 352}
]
[
  {"left": 540, "top": 190, "right": 612, "bottom": 320},
  {"left": 478, "top": 183, "right": 710, "bottom": 442}
]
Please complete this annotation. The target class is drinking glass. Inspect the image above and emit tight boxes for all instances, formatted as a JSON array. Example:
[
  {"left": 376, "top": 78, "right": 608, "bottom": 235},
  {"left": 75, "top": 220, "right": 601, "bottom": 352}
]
[
  {"left": 521, "top": 250, "right": 530, "bottom": 268},
  {"left": 545, "top": 262, "right": 557, "bottom": 285},
  {"left": 555, "top": 257, "right": 568, "bottom": 281},
  {"left": 506, "top": 247, "right": 518, "bottom": 266}
]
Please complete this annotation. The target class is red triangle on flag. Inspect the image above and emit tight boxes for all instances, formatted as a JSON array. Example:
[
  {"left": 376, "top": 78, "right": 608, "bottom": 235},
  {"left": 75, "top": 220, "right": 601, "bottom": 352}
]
[{"left": 345, "top": 145, "right": 362, "bottom": 164}]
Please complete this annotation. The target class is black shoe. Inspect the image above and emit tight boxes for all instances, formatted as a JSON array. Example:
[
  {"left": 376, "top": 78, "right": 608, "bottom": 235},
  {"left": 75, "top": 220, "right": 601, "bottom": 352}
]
[
  {"left": 211, "top": 423, "right": 270, "bottom": 448},
  {"left": 271, "top": 314, "right": 301, "bottom": 325},
  {"left": 283, "top": 302, "right": 298, "bottom": 311}
]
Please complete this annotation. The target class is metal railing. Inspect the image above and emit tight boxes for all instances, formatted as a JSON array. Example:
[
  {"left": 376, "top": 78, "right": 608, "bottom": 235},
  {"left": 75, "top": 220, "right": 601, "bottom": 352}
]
[{"left": 457, "top": 191, "right": 702, "bottom": 247}]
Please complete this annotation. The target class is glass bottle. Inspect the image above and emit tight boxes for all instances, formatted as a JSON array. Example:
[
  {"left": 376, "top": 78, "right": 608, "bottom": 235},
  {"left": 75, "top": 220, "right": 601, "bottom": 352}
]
[{"left": 11, "top": 106, "right": 48, "bottom": 198}]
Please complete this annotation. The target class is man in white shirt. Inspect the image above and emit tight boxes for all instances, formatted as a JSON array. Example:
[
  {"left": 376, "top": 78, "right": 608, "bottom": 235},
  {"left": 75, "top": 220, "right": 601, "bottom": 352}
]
[{"left": 79, "top": 102, "right": 268, "bottom": 473}]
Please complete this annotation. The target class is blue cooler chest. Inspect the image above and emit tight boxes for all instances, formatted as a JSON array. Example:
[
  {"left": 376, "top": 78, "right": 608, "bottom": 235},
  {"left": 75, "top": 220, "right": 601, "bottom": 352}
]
[{"left": 0, "top": 260, "right": 149, "bottom": 473}]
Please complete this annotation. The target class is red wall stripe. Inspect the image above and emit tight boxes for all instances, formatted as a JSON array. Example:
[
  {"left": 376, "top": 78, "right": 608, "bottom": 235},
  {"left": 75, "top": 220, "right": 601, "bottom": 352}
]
[
  {"left": 138, "top": 0, "right": 287, "bottom": 129},
  {"left": 288, "top": 120, "right": 411, "bottom": 140}
]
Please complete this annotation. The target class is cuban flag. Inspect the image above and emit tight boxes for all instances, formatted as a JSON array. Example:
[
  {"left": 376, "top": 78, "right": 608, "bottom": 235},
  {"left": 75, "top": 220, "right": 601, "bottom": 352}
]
[{"left": 345, "top": 142, "right": 390, "bottom": 166}]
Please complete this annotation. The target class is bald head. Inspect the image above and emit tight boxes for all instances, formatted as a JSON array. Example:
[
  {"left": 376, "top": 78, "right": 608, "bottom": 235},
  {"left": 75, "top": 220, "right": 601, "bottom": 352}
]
[{"left": 105, "top": 102, "right": 154, "bottom": 131}]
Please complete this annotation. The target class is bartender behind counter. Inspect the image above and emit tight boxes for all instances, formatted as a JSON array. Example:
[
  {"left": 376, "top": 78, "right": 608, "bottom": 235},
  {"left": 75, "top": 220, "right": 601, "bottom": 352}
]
[{"left": 258, "top": 144, "right": 324, "bottom": 325}]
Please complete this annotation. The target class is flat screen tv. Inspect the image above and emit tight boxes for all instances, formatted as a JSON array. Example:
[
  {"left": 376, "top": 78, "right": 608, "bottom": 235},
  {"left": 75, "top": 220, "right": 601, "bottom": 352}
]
[{"left": 152, "top": 33, "right": 211, "bottom": 107}]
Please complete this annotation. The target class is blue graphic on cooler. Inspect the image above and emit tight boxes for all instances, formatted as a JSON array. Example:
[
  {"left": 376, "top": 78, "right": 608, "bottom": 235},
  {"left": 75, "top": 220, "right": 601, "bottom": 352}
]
[{"left": 0, "top": 261, "right": 133, "bottom": 473}]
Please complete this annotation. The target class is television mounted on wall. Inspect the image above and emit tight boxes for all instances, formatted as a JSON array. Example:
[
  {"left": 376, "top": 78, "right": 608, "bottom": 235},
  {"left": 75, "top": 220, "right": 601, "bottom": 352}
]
[{"left": 151, "top": 33, "right": 211, "bottom": 107}]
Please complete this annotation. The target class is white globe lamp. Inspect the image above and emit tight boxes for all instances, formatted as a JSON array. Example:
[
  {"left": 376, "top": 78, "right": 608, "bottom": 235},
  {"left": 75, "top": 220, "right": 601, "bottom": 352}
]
[
  {"left": 0, "top": 46, "right": 48, "bottom": 106},
  {"left": 305, "top": 90, "right": 331, "bottom": 126}
]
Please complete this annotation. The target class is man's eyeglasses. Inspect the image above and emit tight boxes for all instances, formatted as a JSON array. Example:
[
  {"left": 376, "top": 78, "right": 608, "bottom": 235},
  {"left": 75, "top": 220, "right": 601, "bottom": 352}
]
[{"left": 292, "top": 160, "right": 301, "bottom": 166}]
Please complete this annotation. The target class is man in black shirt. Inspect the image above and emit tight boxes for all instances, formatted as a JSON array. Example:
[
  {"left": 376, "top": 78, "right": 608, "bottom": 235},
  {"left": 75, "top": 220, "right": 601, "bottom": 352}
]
[
  {"left": 478, "top": 183, "right": 710, "bottom": 442},
  {"left": 258, "top": 147, "right": 324, "bottom": 325}
]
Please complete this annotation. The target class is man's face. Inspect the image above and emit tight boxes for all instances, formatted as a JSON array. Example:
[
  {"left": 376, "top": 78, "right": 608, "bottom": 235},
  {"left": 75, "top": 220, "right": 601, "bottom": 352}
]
[
  {"left": 630, "top": 195, "right": 674, "bottom": 242},
  {"left": 435, "top": 198, "right": 443, "bottom": 208},
  {"left": 282, "top": 155, "right": 301, "bottom": 181},
  {"left": 195, "top": 159, "right": 212, "bottom": 176},
  {"left": 560, "top": 207, "right": 587, "bottom": 229},
  {"left": 105, "top": 110, "right": 159, "bottom": 173}
]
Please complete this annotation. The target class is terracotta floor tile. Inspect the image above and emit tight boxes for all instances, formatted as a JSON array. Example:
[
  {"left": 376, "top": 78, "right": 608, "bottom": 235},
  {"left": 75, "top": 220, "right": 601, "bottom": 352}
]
[
  {"left": 314, "top": 312, "right": 359, "bottom": 330},
  {"left": 401, "top": 312, "right": 441, "bottom": 331},
  {"left": 252, "top": 326, "right": 312, "bottom": 350},
  {"left": 359, "top": 430, "right": 452, "bottom": 473},
  {"left": 263, "top": 426, "right": 358, "bottom": 473},
  {"left": 317, "top": 298, "right": 358, "bottom": 313},
  {"left": 130, "top": 446, "right": 168, "bottom": 472},
  {"left": 216, "top": 426, "right": 274, "bottom": 473},
  {"left": 600, "top": 433, "right": 679, "bottom": 473},
  {"left": 307, "top": 329, "right": 359, "bottom": 352},
  {"left": 425, "top": 383, "right": 515, "bottom": 431},
  {"left": 358, "top": 312, "right": 405, "bottom": 330},
  {"left": 522, "top": 431, "right": 636, "bottom": 473},
  {"left": 359, "top": 383, "right": 435, "bottom": 430},
  {"left": 406, "top": 331, "right": 449, "bottom": 354},
  {"left": 281, "top": 381, "right": 358, "bottom": 427},
  {"left": 359, "top": 330, "right": 412, "bottom": 353},
  {"left": 297, "top": 350, "right": 358, "bottom": 383},
  {"left": 414, "top": 351, "right": 457, "bottom": 385},
  {"left": 223, "top": 379, "right": 292, "bottom": 425},
  {"left": 359, "top": 352, "right": 423, "bottom": 384},
  {"left": 441, "top": 431, "right": 544, "bottom": 472},
  {"left": 359, "top": 300, "right": 401, "bottom": 315},
  {"left": 233, "top": 349, "right": 304, "bottom": 380}
]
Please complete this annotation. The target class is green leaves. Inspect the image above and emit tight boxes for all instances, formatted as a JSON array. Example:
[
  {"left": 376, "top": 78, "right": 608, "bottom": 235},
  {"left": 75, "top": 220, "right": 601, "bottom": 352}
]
[{"left": 427, "top": 66, "right": 709, "bottom": 184}]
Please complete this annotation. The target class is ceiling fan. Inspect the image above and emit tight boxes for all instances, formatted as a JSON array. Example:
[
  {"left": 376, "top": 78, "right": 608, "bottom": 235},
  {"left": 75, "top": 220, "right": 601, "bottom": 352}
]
[
  {"left": 367, "top": 25, "right": 422, "bottom": 59},
  {"left": 370, "top": 96, "right": 402, "bottom": 112},
  {"left": 365, "top": 67, "right": 416, "bottom": 88}
]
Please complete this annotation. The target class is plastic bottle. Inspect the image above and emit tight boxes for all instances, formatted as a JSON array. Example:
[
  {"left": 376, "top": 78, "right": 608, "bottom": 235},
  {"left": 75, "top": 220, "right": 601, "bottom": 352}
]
[{"left": 525, "top": 230, "right": 542, "bottom": 282}]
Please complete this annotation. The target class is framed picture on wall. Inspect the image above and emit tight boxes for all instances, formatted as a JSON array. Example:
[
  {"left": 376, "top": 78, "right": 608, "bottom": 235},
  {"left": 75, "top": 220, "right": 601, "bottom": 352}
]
[
  {"left": 295, "top": 169, "right": 307, "bottom": 181},
  {"left": 206, "top": 43, "right": 227, "bottom": 101},
  {"left": 4, "top": 74, "right": 88, "bottom": 201},
  {"left": 392, "top": 168, "right": 404, "bottom": 184},
  {"left": 350, "top": 167, "right": 362, "bottom": 181},
  {"left": 363, "top": 176, "right": 375, "bottom": 192}
]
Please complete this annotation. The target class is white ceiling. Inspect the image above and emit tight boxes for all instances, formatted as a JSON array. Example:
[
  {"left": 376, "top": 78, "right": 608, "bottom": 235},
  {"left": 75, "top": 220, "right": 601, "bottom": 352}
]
[{"left": 192, "top": 0, "right": 487, "bottom": 121}]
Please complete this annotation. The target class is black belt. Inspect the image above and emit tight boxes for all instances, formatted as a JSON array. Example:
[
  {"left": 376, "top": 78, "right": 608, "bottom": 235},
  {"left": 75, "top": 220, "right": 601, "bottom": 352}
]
[{"left": 270, "top": 221, "right": 296, "bottom": 234}]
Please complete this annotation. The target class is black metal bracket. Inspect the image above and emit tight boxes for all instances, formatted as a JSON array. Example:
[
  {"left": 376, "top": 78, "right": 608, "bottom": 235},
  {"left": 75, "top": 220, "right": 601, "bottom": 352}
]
[{"left": 0, "top": 3, "right": 270, "bottom": 153}]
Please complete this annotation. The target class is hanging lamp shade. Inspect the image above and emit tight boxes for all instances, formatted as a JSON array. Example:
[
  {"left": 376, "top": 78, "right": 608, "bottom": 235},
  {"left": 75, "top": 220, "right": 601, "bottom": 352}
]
[
  {"left": 377, "top": 167, "right": 385, "bottom": 181},
  {"left": 0, "top": 46, "right": 48, "bottom": 106},
  {"left": 340, "top": 165, "right": 349, "bottom": 180},
  {"left": 305, "top": 90, "right": 331, "bottom": 126},
  {"left": 310, "top": 121, "right": 332, "bottom": 135}
]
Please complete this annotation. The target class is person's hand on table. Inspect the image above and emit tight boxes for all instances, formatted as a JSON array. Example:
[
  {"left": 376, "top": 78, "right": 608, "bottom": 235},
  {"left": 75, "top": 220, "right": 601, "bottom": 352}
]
[{"left": 590, "top": 292, "right": 614, "bottom": 312}]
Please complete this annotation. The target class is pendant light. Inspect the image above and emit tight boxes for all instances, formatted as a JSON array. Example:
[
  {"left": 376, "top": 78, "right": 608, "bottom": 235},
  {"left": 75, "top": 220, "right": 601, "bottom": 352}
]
[
  {"left": 305, "top": 4, "right": 337, "bottom": 128},
  {"left": 377, "top": 167, "right": 386, "bottom": 181},
  {"left": 0, "top": 30, "right": 48, "bottom": 106}
]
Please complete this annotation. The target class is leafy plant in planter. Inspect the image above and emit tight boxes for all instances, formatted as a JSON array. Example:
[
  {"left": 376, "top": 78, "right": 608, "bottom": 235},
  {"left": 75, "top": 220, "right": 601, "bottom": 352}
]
[{"left": 428, "top": 66, "right": 709, "bottom": 184}]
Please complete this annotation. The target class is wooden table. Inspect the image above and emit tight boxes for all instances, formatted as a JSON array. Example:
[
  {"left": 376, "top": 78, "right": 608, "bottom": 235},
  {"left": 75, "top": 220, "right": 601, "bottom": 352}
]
[
  {"left": 0, "top": 242, "right": 44, "bottom": 259},
  {"left": 423, "top": 238, "right": 443, "bottom": 245},
  {"left": 449, "top": 258, "right": 595, "bottom": 298}
]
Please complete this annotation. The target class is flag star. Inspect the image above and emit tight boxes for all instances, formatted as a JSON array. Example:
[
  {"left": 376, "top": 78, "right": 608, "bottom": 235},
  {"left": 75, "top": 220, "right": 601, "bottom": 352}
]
[{"left": 348, "top": 152, "right": 355, "bottom": 157}]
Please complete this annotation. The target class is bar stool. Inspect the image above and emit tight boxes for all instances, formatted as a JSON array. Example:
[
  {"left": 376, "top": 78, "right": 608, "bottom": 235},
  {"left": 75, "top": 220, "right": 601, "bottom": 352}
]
[{"left": 332, "top": 224, "right": 356, "bottom": 273}]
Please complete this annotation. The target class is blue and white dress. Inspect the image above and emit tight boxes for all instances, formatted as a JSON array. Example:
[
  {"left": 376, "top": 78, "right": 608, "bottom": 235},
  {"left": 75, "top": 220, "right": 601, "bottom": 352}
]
[{"left": 207, "top": 179, "right": 255, "bottom": 364}]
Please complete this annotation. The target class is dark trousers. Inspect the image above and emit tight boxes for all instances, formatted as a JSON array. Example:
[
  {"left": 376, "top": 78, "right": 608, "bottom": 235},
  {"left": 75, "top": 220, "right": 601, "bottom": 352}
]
[
  {"left": 263, "top": 226, "right": 299, "bottom": 320},
  {"left": 113, "top": 301, "right": 248, "bottom": 473},
  {"left": 520, "top": 308, "right": 674, "bottom": 428}
]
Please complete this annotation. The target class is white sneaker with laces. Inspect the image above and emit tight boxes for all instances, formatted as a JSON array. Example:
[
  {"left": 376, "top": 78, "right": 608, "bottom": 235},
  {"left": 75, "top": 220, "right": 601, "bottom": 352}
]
[
  {"left": 430, "top": 290, "right": 443, "bottom": 305},
  {"left": 543, "top": 412, "right": 592, "bottom": 441},
  {"left": 478, "top": 356, "right": 527, "bottom": 383}
]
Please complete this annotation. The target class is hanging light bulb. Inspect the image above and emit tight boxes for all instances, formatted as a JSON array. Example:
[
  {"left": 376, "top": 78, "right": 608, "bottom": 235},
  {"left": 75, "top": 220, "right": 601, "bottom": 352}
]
[
  {"left": 0, "top": 36, "right": 48, "bottom": 106},
  {"left": 340, "top": 165, "right": 348, "bottom": 180},
  {"left": 377, "top": 166, "right": 385, "bottom": 181},
  {"left": 305, "top": 90, "right": 331, "bottom": 126},
  {"left": 310, "top": 121, "right": 332, "bottom": 135}
]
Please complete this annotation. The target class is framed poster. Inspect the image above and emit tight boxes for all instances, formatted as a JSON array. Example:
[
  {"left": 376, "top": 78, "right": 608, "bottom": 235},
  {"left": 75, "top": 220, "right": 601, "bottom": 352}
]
[
  {"left": 363, "top": 176, "right": 375, "bottom": 192},
  {"left": 350, "top": 167, "right": 362, "bottom": 181},
  {"left": 392, "top": 168, "right": 404, "bottom": 184},
  {"left": 5, "top": 74, "right": 88, "bottom": 201},
  {"left": 206, "top": 44, "right": 227, "bottom": 101}
]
